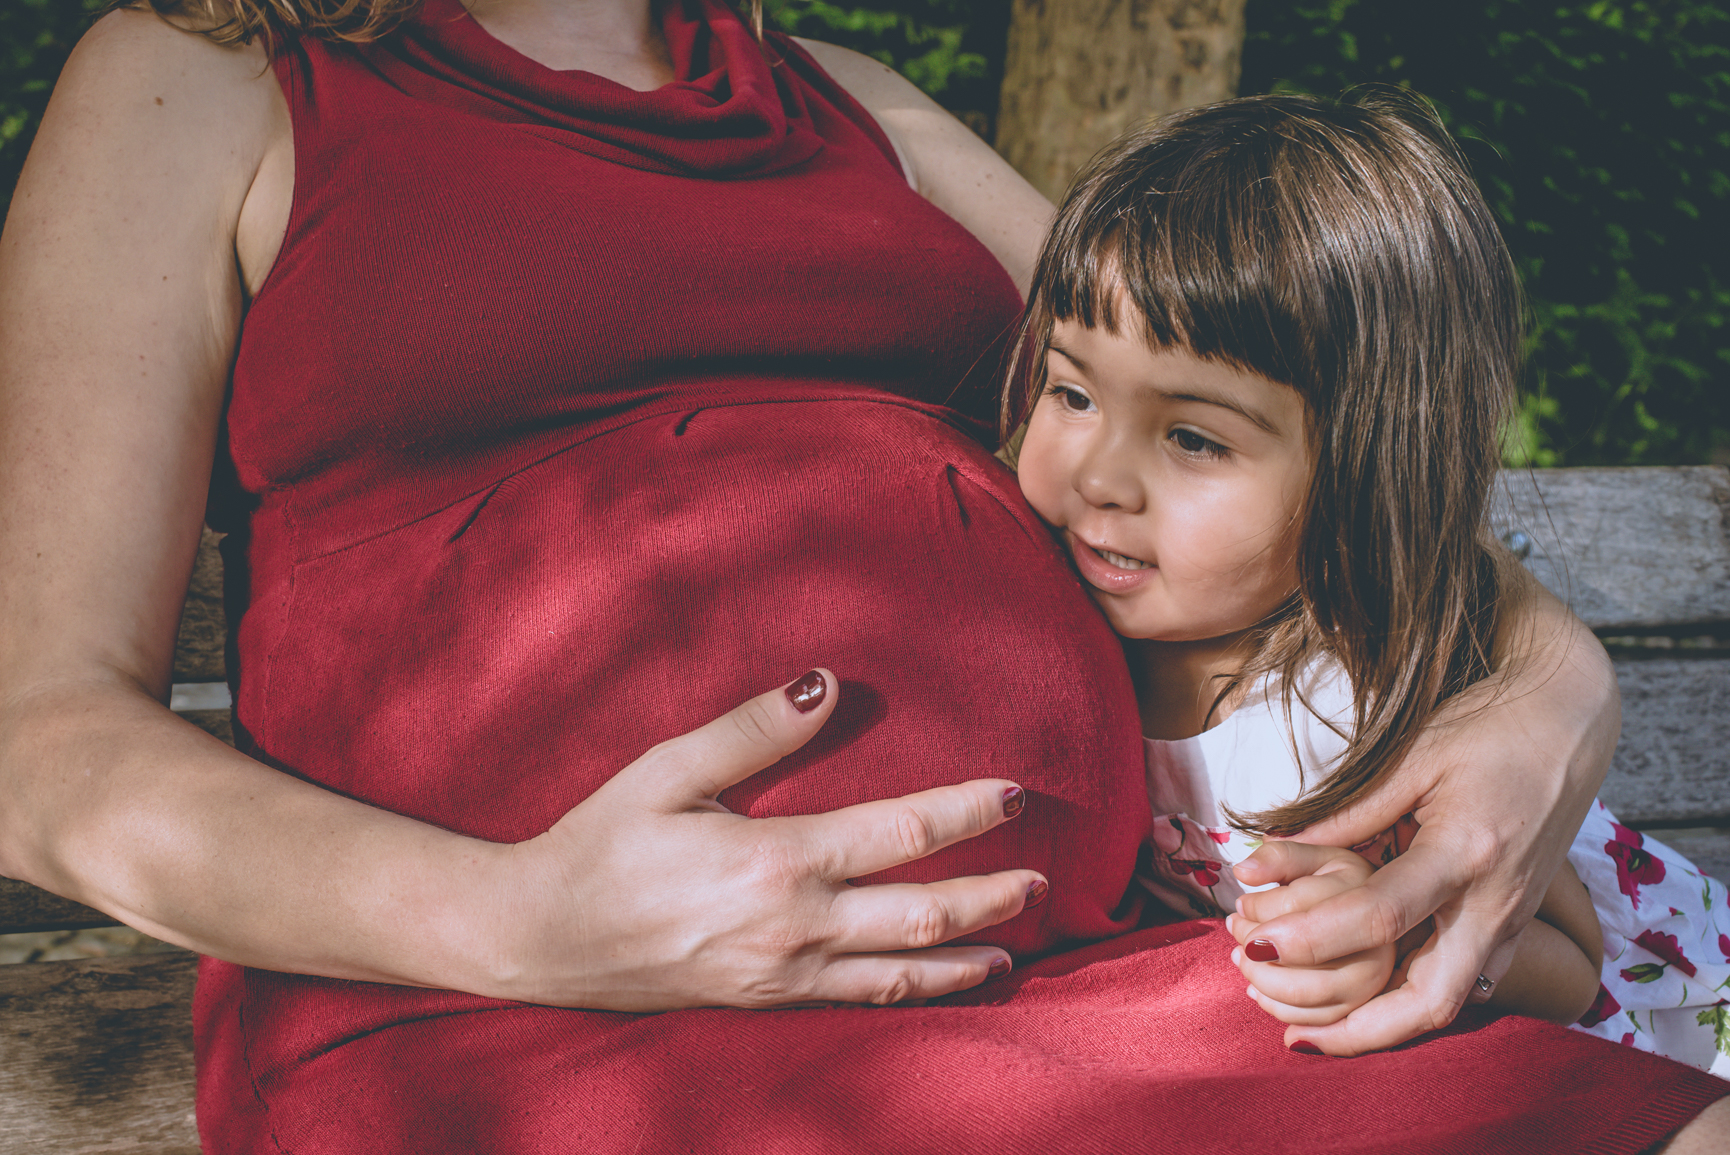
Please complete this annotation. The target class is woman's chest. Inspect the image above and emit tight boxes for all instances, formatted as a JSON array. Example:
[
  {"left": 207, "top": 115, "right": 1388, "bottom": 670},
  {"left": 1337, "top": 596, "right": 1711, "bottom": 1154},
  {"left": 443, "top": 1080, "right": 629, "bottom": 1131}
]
[{"left": 226, "top": 70, "right": 1019, "bottom": 491}]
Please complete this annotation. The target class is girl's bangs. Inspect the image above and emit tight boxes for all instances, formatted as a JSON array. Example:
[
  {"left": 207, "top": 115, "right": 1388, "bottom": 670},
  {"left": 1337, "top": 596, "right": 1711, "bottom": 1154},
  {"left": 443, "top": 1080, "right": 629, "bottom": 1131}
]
[{"left": 1038, "top": 130, "right": 1322, "bottom": 399}]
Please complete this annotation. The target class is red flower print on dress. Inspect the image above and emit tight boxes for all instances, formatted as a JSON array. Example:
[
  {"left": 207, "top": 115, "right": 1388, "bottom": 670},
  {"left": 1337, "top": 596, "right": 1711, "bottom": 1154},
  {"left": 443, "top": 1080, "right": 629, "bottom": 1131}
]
[
  {"left": 1633, "top": 930, "right": 1697, "bottom": 977},
  {"left": 1206, "top": 829, "right": 1232, "bottom": 844},
  {"left": 1719, "top": 933, "right": 1730, "bottom": 963},
  {"left": 1175, "top": 860, "right": 1224, "bottom": 888},
  {"left": 1579, "top": 984, "right": 1622, "bottom": 1028},
  {"left": 1149, "top": 816, "right": 1227, "bottom": 895},
  {"left": 1605, "top": 822, "right": 1666, "bottom": 910}
]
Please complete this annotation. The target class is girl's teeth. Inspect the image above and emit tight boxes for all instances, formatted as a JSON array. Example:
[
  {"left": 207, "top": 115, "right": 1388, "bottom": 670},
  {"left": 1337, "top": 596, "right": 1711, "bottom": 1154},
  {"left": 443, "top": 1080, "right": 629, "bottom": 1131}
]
[{"left": 1094, "top": 547, "right": 1150, "bottom": 570}]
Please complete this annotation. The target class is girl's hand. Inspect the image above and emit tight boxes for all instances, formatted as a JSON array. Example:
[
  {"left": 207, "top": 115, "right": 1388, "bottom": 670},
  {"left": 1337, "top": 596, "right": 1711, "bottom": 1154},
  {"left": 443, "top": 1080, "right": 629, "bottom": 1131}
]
[
  {"left": 1229, "top": 589, "right": 1617, "bottom": 1054},
  {"left": 1227, "top": 845, "right": 1395, "bottom": 1041},
  {"left": 481, "top": 669, "right": 1046, "bottom": 1010}
]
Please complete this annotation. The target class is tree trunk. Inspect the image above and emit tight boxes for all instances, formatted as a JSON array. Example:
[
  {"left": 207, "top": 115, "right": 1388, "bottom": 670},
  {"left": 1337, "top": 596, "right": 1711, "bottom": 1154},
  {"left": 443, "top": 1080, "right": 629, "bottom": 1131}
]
[{"left": 997, "top": 0, "right": 1248, "bottom": 203}]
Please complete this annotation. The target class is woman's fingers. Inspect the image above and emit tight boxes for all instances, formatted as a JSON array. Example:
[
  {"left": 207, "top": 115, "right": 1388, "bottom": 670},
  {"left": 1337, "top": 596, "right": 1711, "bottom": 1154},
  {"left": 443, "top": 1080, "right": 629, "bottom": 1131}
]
[
  {"left": 533, "top": 672, "right": 1049, "bottom": 1008},
  {"left": 805, "top": 946, "right": 1015, "bottom": 1005},
  {"left": 827, "top": 870, "right": 1044, "bottom": 953},
  {"left": 794, "top": 779, "right": 1029, "bottom": 882},
  {"left": 1283, "top": 913, "right": 1490, "bottom": 1054},
  {"left": 1285, "top": 977, "right": 1467, "bottom": 1055},
  {"left": 1233, "top": 840, "right": 1466, "bottom": 967},
  {"left": 620, "top": 668, "right": 840, "bottom": 808}
]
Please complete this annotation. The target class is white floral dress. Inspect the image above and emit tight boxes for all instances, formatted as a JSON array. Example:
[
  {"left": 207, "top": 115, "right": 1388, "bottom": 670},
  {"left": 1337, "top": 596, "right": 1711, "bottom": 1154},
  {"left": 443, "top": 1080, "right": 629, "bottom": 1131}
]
[{"left": 1136, "top": 665, "right": 1730, "bottom": 1076}]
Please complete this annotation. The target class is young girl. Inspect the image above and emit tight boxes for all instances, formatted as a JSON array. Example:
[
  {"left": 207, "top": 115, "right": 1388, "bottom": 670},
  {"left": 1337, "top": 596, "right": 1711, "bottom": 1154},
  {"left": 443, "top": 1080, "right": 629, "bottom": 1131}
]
[{"left": 1007, "top": 90, "right": 1730, "bottom": 1073}]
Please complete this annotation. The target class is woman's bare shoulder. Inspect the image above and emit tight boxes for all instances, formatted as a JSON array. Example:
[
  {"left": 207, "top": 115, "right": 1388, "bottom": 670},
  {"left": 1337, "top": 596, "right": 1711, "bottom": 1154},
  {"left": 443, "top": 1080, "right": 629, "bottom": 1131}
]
[
  {"left": 65, "top": 7, "right": 276, "bottom": 104},
  {"left": 34, "top": 8, "right": 292, "bottom": 291},
  {"left": 49, "top": 8, "right": 282, "bottom": 185},
  {"left": 788, "top": 36, "right": 1051, "bottom": 297}
]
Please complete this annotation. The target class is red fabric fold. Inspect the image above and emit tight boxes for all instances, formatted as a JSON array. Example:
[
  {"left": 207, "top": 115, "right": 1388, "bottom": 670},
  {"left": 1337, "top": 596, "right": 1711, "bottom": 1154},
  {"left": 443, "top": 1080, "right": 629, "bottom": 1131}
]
[
  {"left": 366, "top": 0, "right": 825, "bottom": 175},
  {"left": 198, "top": 924, "right": 1728, "bottom": 1153}
]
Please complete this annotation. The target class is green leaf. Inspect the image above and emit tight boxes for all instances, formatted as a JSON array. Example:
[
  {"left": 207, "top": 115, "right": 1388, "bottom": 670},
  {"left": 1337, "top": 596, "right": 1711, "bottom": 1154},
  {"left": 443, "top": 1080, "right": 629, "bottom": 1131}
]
[{"left": 1697, "top": 1003, "right": 1730, "bottom": 1058}]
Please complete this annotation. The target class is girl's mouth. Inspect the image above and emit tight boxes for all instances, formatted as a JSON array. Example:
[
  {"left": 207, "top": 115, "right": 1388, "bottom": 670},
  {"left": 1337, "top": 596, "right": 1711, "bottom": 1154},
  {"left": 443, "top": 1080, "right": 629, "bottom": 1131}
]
[
  {"left": 1068, "top": 533, "right": 1156, "bottom": 594},
  {"left": 1092, "top": 546, "right": 1150, "bottom": 570}
]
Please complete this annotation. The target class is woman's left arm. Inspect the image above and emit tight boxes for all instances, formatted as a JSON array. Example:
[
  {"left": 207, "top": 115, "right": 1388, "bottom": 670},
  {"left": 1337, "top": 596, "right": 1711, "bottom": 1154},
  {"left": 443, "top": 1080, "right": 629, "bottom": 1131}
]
[
  {"left": 793, "top": 39, "right": 1054, "bottom": 298},
  {"left": 1236, "top": 576, "right": 1619, "bottom": 1054}
]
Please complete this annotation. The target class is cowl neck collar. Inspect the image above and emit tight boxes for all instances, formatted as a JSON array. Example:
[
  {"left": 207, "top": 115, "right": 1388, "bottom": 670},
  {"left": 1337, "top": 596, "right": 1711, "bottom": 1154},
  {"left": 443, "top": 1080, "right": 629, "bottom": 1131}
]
[{"left": 366, "top": 0, "right": 825, "bottom": 177}]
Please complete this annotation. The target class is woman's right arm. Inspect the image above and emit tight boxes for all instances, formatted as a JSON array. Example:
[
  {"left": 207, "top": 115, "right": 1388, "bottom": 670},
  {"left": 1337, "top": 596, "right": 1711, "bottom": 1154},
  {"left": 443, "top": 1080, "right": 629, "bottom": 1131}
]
[{"left": 0, "top": 11, "right": 1040, "bottom": 1008}]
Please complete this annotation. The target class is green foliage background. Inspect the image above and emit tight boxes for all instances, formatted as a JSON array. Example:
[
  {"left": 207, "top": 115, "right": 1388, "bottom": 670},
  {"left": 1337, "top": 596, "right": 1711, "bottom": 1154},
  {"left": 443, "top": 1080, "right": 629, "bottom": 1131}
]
[
  {"left": 1242, "top": 2, "right": 1730, "bottom": 466},
  {"left": 5, "top": 0, "right": 1726, "bottom": 466},
  {"left": 0, "top": 0, "right": 105, "bottom": 221}
]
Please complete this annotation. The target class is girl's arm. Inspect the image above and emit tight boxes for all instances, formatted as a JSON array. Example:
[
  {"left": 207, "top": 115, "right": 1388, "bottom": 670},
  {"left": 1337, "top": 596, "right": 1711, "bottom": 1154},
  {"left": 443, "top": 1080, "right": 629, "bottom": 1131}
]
[
  {"left": 1484, "top": 860, "right": 1603, "bottom": 1025},
  {"left": 0, "top": 11, "right": 1039, "bottom": 1008},
  {"left": 1233, "top": 576, "right": 1617, "bottom": 1052}
]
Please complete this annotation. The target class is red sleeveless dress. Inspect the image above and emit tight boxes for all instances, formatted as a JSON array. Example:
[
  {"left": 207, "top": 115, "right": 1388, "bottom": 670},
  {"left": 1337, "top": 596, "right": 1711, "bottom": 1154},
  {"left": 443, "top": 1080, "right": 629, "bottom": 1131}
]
[{"left": 194, "top": 1, "right": 1727, "bottom": 1149}]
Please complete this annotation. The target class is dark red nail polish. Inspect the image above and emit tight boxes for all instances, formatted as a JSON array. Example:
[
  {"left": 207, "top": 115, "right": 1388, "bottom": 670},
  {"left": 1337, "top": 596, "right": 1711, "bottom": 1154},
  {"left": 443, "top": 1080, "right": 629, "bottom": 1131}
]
[
  {"left": 1025, "top": 878, "right": 1049, "bottom": 908},
  {"left": 1002, "top": 786, "right": 1025, "bottom": 818},
  {"left": 1289, "top": 1041, "right": 1324, "bottom": 1055},
  {"left": 987, "top": 956, "right": 1012, "bottom": 980},
  {"left": 1245, "top": 939, "right": 1279, "bottom": 962},
  {"left": 786, "top": 670, "right": 826, "bottom": 713}
]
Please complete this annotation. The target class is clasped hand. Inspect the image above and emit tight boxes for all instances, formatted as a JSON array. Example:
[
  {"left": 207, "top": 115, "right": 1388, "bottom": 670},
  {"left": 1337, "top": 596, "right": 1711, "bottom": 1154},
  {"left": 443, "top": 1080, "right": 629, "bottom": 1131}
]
[{"left": 1226, "top": 844, "right": 1404, "bottom": 1047}]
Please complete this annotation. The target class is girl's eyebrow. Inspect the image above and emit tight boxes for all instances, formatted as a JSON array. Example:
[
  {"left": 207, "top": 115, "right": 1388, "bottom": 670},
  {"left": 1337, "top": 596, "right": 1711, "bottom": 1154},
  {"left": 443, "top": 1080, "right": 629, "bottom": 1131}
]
[
  {"left": 1150, "top": 389, "right": 1282, "bottom": 436},
  {"left": 1047, "top": 341, "right": 1089, "bottom": 372},
  {"left": 1048, "top": 340, "right": 1282, "bottom": 434}
]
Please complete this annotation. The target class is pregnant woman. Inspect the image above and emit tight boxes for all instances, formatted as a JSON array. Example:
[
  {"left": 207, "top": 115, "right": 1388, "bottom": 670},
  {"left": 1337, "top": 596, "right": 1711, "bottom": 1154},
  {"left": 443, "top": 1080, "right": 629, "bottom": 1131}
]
[{"left": 0, "top": 0, "right": 1721, "bottom": 1149}]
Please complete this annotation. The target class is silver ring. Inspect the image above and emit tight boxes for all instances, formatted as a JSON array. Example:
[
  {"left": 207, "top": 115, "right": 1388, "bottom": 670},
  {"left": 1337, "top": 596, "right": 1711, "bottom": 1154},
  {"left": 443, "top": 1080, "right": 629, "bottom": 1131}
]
[{"left": 1475, "top": 974, "right": 1495, "bottom": 994}]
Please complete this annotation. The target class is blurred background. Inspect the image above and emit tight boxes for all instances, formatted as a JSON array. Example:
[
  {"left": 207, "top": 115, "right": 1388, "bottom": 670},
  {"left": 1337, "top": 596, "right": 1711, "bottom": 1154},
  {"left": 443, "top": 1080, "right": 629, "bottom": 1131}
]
[{"left": 2, "top": 0, "right": 1725, "bottom": 466}]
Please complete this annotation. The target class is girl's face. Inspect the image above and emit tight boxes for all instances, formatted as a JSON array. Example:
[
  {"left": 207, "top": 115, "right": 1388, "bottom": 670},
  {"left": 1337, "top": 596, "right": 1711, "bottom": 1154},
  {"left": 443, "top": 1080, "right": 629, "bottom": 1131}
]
[{"left": 1018, "top": 316, "right": 1312, "bottom": 643}]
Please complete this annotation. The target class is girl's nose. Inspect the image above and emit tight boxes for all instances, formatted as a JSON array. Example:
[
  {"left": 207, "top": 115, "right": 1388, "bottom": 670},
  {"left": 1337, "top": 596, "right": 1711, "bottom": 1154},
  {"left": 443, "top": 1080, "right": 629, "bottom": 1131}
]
[{"left": 1075, "top": 438, "right": 1146, "bottom": 512}]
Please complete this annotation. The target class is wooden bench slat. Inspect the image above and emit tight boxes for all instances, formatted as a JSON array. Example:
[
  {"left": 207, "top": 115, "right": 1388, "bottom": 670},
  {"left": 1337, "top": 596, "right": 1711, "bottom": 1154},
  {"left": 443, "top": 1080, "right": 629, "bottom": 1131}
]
[
  {"left": 1490, "top": 465, "right": 1730, "bottom": 632},
  {"left": 0, "top": 952, "right": 199, "bottom": 1153},
  {"left": 0, "top": 877, "right": 114, "bottom": 936},
  {"left": 1599, "top": 655, "right": 1730, "bottom": 826},
  {"left": 171, "top": 526, "right": 226, "bottom": 685}
]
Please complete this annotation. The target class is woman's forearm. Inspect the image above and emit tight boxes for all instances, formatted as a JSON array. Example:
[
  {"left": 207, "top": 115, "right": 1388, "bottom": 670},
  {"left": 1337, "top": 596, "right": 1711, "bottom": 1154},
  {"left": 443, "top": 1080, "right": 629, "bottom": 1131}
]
[
  {"left": 1483, "top": 569, "right": 1620, "bottom": 831},
  {"left": 0, "top": 672, "right": 1045, "bottom": 1009},
  {"left": 0, "top": 678, "right": 510, "bottom": 993}
]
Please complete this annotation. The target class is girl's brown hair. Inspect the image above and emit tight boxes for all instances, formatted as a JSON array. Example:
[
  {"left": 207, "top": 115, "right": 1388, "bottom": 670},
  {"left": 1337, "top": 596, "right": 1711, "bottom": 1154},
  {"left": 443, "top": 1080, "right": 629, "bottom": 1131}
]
[
  {"left": 1006, "top": 90, "right": 1523, "bottom": 836},
  {"left": 109, "top": 0, "right": 765, "bottom": 47}
]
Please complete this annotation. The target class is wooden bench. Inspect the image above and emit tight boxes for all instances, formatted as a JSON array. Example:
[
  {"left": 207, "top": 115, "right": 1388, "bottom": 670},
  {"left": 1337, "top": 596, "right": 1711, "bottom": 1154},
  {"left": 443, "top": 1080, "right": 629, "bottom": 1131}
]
[{"left": 3, "top": 465, "right": 1728, "bottom": 1151}]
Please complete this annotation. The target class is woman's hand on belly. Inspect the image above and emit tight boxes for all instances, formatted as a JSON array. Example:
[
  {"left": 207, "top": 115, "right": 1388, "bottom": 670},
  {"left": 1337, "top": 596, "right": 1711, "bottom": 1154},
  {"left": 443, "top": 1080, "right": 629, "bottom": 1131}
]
[{"left": 480, "top": 670, "right": 1045, "bottom": 1009}]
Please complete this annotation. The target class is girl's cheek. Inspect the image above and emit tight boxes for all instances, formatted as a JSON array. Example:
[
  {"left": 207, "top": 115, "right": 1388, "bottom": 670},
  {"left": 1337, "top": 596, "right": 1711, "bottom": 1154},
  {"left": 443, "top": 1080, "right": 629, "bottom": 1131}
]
[{"left": 1014, "top": 438, "right": 1065, "bottom": 526}]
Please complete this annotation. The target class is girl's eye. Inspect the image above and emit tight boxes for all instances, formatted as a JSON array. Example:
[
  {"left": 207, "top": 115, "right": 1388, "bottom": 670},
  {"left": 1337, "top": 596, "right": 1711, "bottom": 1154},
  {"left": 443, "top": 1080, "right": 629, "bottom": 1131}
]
[
  {"left": 1044, "top": 383, "right": 1095, "bottom": 413},
  {"left": 1169, "top": 427, "right": 1229, "bottom": 459}
]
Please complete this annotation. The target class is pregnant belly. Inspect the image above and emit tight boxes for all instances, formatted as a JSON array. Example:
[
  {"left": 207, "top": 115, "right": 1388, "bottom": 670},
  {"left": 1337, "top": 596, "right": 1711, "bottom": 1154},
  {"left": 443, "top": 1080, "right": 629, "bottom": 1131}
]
[{"left": 240, "top": 395, "right": 1149, "bottom": 956}]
